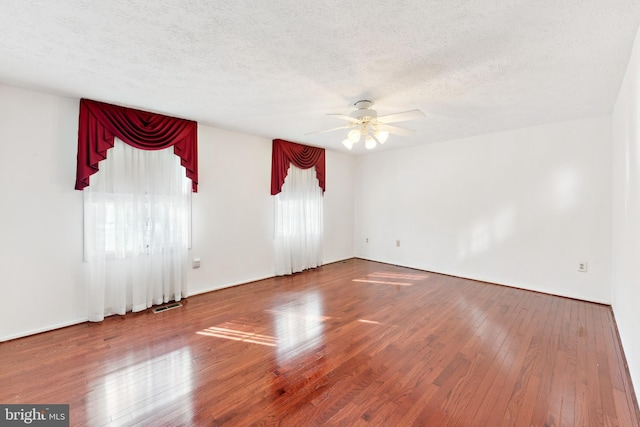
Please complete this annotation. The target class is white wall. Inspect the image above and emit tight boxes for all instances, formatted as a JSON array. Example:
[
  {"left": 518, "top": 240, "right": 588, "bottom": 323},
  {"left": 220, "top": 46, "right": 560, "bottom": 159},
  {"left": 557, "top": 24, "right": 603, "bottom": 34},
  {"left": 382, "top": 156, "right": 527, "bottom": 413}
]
[
  {"left": 0, "top": 84, "right": 355, "bottom": 341},
  {"left": 355, "top": 116, "right": 613, "bottom": 303},
  {"left": 0, "top": 85, "right": 86, "bottom": 340},
  {"left": 612, "top": 25, "right": 640, "bottom": 404},
  {"left": 187, "top": 126, "right": 275, "bottom": 295},
  {"left": 323, "top": 150, "right": 355, "bottom": 263}
]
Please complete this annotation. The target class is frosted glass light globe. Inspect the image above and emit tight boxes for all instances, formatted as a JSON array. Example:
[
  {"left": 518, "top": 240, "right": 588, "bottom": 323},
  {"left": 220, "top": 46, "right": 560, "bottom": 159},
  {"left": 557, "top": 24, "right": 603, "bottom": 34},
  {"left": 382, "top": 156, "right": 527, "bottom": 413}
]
[
  {"left": 342, "top": 139, "right": 354, "bottom": 150},
  {"left": 365, "top": 136, "right": 376, "bottom": 150},
  {"left": 375, "top": 130, "right": 389, "bottom": 144}
]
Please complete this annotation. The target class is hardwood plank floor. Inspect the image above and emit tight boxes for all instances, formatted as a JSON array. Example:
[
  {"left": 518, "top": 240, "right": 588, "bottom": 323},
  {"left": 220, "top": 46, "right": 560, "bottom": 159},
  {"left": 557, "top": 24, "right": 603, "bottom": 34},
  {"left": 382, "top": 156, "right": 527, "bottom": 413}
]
[{"left": 0, "top": 258, "right": 638, "bottom": 426}]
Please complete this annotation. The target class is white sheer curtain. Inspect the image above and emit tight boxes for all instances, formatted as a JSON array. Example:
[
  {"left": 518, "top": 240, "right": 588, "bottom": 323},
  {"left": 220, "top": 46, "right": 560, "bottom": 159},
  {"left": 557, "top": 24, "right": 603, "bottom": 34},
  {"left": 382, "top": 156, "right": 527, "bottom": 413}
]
[
  {"left": 275, "top": 164, "right": 323, "bottom": 275},
  {"left": 84, "top": 139, "right": 191, "bottom": 321}
]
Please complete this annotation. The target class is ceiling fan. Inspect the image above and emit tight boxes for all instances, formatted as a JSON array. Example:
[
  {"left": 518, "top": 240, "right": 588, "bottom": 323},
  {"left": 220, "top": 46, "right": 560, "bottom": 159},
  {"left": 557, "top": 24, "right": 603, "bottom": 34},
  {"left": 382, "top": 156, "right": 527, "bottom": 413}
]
[{"left": 308, "top": 100, "right": 425, "bottom": 150}]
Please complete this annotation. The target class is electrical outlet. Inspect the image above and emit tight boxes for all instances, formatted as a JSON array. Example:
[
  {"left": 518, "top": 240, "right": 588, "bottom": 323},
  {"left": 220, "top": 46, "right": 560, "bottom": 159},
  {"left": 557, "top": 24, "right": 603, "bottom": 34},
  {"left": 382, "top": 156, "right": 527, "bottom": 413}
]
[
  {"left": 578, "top": 262, "right": 587, "bottom": 272},
  {"left": 396, "top": 240, "right": 401, "bottom": 247},
  {"left": 365, "top": 238, "right": 369, "bottom": 243},
  {"left": 192, "top": 258, "right": 201, "bottom": 269}
]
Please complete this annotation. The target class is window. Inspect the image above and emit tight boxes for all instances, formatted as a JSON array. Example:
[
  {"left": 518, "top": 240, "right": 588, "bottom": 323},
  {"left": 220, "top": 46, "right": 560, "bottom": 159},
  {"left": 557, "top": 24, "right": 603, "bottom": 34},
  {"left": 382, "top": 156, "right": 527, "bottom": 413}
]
[
  {"left": 84, "top": 139, "right": 191, "bottom": 321},
  {"left": 274, "top": 164, "right": 323, "bottom": 275}
]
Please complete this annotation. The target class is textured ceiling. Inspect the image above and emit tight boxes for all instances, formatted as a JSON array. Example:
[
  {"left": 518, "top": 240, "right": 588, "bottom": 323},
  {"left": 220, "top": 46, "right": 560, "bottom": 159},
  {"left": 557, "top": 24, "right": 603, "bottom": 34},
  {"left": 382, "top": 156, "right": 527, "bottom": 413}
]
[{"left": 1, "top": 1, "right": 639, "bottom": 154}]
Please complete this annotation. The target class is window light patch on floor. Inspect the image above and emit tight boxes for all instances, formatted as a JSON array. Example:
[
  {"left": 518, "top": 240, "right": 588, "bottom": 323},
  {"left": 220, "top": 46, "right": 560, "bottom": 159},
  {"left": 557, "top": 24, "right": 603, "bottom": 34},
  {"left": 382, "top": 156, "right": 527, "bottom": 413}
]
[
  {"left": 197, "top": 323, "right": 277, "bottom": 347},
  {"left": 358, "top": 319, "right": 382, "bottom": 325},
  {"left": 352, "top": 270, "right": 430, "bottom": 286},
  {"left": 352, "top": 278, "right": 414, "bottom": 286},
  {"left": 367, "top": 271, "right": 429, "bottom": 280}
]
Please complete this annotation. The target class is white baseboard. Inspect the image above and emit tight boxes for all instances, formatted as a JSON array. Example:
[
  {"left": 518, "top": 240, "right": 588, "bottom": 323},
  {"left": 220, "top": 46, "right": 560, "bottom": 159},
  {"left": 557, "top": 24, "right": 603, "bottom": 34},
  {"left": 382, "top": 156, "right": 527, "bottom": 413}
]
[
  {"left": 1, "top": 317, "right": 89, "bottom": 342},
  {"left": 187, "top": 274, "right": 276, "bottom": 297}
]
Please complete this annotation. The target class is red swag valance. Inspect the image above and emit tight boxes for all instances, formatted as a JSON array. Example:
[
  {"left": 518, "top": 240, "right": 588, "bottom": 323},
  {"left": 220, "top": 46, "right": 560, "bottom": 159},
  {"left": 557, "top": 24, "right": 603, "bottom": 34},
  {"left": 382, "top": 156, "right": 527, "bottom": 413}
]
[
  {"left": 271, "top": 139, "right": 325, "bottom": 195},
  {"left": 75, "top": 98, "right": 198, "bottom": 192}
]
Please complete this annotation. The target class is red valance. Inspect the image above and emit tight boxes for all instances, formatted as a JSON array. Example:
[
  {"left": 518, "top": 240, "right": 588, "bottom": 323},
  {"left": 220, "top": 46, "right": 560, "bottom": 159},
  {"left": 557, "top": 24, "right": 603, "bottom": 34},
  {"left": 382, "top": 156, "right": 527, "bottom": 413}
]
[
  {"left": 271, "top": 139, "right": 325, "bottom": 195},
  {"left": 75, "top": 98, "right": 198, "bottom": 192}
]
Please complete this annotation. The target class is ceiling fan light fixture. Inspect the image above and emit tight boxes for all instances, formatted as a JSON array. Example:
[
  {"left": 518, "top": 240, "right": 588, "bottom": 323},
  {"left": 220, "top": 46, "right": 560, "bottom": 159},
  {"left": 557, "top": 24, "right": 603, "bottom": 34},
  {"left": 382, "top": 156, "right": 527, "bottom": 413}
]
[
  {"left": 365, "top": 136, "right": 377, "bottom": 150},
  {"left": 317, "top": 100, "right": 423, "bottom": 150},
  {"left": 348, "top": 129, "right": 361, "bottom": 142}
]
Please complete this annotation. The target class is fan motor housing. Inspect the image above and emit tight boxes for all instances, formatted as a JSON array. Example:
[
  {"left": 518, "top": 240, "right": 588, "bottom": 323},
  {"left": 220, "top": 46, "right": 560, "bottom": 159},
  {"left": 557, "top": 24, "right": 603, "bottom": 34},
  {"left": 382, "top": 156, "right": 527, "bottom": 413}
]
[
  {"left": 350, "top": 110, "right": 377, "bottom": 121},
  {"left": 351, "top": 100, "right": 377, "bottom": 122}
]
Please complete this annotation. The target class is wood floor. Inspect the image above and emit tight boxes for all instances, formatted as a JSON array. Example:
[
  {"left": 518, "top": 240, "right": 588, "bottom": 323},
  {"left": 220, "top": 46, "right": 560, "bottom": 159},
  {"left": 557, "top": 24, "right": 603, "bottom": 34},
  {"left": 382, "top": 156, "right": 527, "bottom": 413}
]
[{"left": 1, "top": 259, "right": 638, "bottom": 426}]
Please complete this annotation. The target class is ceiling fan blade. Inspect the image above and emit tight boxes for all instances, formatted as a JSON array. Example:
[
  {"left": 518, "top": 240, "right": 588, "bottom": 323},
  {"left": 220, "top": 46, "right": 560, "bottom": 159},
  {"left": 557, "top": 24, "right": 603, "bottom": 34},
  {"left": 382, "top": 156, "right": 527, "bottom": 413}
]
[
  {"left": 377, "top": 109, "right": 425, "bottom": 124},
  {"left": 305, "top": 125, "right": 352, "bottom": 135},
  {"left": 377, "top": 123, "right": 415, "bottom": 136},
  {"left": 327, "top": 113, "right": 361, "bottom": 124}
]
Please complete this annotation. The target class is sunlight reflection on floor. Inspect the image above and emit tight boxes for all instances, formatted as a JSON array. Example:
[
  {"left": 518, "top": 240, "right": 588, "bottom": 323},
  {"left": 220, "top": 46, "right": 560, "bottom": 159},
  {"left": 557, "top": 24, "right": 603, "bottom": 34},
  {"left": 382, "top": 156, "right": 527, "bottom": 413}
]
[
  {"left": 352, "top": 270, "right": 429, "bottom": 286},
  {"left": 352, "top": 278, "right": 413, "bottom": 286},
  {"left": 93, "top": 347, "right": 194, "bottom": 424},
  {"left": 197, "top": 324, "right": 277, "bottom": 346},
  {"left": 271, "top": 292, "right": 325, "bottom": 361}
]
